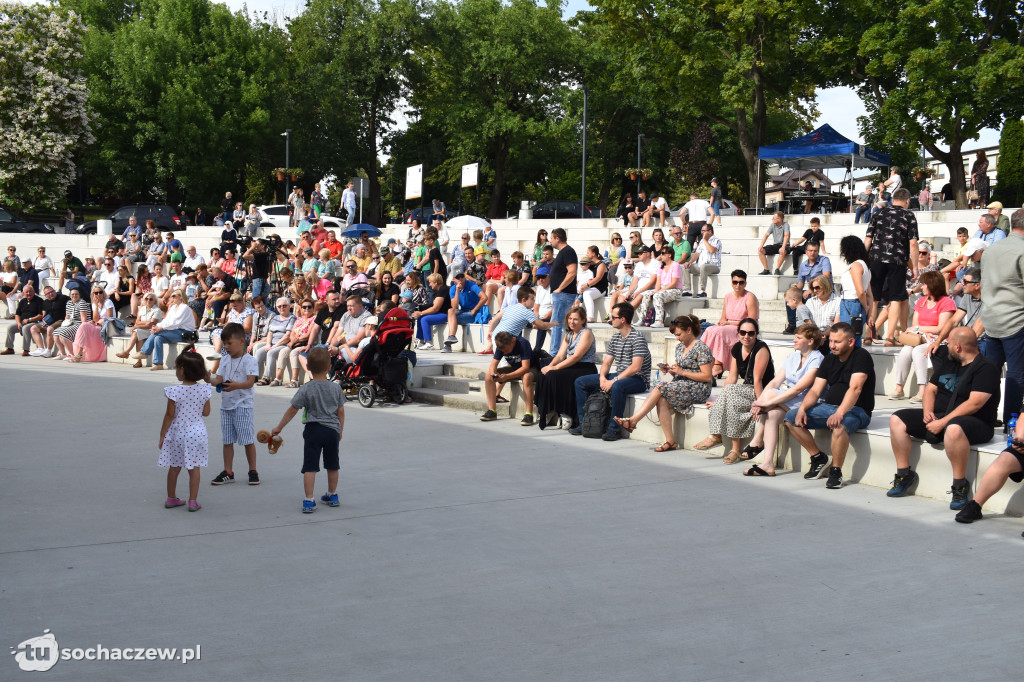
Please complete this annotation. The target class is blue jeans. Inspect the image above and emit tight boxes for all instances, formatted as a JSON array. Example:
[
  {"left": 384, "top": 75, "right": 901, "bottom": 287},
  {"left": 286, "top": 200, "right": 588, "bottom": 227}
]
[
  {"left": 854, "top": 205, "right": 871, "bottom": 223},
  {"left": 417, "top": 312, "right": 448, "bottom": 341},
  {"left": 141, "top": 328, "right": 187, "bottom": 365},
  {"left": 981, "top": 324, "right": 1024, "bottom": 424},
  {"left": 574, "top": 372, "right": 647, "bottom": 436},
  {"left": 839, "top": 299, "right": 865, "bottom": 347},
  {"left": 251, "top": 278, "right": 271, "bottom": 302},
  {"left": 784, "top": 402, "right": 871, "bottom": 434},
  {"left": 549, "top": 292, "right": 575, "bottom": 353}
]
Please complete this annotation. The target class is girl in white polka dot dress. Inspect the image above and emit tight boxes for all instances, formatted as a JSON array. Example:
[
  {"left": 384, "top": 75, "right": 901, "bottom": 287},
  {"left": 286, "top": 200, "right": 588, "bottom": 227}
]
[{"left": 158, "top": 348, "right": 212, "bottom": 511}]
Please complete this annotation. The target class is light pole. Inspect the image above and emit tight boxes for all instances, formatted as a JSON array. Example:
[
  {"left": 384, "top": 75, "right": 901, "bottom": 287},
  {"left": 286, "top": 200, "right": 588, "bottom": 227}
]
[
  {"left": 281, "top": 129, "right": 291, "bottom": 198},
  {"left": 581, "top": 84, "right": 588, "bottom": 218},
  {"left": 636, "top": 133, "right": 645, "bottom": 194}
]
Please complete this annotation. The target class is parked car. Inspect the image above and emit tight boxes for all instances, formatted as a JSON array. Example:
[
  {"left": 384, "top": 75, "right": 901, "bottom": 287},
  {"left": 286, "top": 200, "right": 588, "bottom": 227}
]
[
  {"left": 403, "top": 207, "right": 458, "bottom": 225},
  {"left": 75, "top": 204, "right": 181, "bottom": 235},
  {"left": 0, "top": 206, "right": 56, "bottom": 233},
  {"left": 256, "top": 205, "right": 346, "bottom": 231},
  {"left": 669, "top": 198, "right": 740, "bottom": 219},
  {"left": 530, "top": 200, "right": 604, "bottom": 219}
]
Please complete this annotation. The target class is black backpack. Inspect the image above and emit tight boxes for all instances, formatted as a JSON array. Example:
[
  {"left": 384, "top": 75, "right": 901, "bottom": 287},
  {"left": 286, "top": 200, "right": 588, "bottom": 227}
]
[{"left": 581, "top": 390, "right": 611, "bottom": 439}]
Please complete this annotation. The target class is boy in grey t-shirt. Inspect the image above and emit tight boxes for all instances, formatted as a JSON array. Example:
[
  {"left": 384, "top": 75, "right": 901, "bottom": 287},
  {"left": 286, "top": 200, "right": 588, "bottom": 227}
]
[{"left": 272, "top": 347, "right": 346, "bottom": 513}]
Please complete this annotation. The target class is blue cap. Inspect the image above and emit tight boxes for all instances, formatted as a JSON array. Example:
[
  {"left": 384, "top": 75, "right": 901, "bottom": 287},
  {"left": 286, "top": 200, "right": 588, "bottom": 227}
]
[{"left": 536, "top": 266, "right": 550, "bottom": 277}]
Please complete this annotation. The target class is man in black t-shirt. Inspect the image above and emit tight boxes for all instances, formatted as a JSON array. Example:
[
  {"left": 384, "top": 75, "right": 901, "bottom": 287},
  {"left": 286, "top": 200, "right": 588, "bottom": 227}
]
[
  {"left": 242, "top": 239, "right": 273, "bottom": 302},
  {"left": 785, "top": 322, "right": 875, "bottom": 489},
  {"left": 786, "top": 216, "right": 826, "bottom": 273},
  {"left": 29, "top": 285, "right": 69, "bottom": 357},
  {"left": 628, "top": 190, "right": 653, "bottom": 227},
  {"left": 547, "top": 228, "right": 577, "bottom": 354},
  {"left": 887, "top": 328, "right": 1000, "bottom": 505},
  {"left": 480, "top": 332, "right": 537, "bottom": 425}
]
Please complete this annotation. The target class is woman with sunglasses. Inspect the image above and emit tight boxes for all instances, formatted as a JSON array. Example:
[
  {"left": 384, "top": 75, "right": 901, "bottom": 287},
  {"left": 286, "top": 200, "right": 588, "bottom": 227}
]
[
  {"left": 69, "top": 289, "right": 115, "bottom": 362},
  {"left": 285, "top": 298, "right": 318, "bottom": 387},
  {"left": 533, "top": 230, "right": 550, "bottom": 264},
  {"left": 805, "top": 275, "right": 841, "bottom": 335},
  {"left": 694, "top": 318, "right": 775, "bottom": 463},
  {"left": 889, "top": 270, "right": 956, "bottom": 402},
  {"left": 112, "top": 264, "right": 135, "bottom": 318},
  {"left": 700, "top": 269, "right": 759, "bottom": 378},
  {"left": 132, "top": 290, "right": 197, "bottom": 370},
  {"left": 606, "top": 233, "right": 626, "bottom": 287},
  {"left": 741, "top": 324, "right": 824, "bottom": 475},
  {"left": 613, "top": 314, "right": 713, "bottom": 451},
  {"left": 255, "top": 298, "right": 297, "bottom": 386},
  {"left": 116, "top": 293, "right": 164, "bottom": 367}
]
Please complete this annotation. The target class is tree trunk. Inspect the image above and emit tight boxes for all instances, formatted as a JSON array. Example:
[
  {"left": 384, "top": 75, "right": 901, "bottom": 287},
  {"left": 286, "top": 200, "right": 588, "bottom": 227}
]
[
  {"left": 487, "top": 138, "right": 509, "bottom": 219},
  {"left": 923, "top": 139, "right": 966, "bottom": 208}
]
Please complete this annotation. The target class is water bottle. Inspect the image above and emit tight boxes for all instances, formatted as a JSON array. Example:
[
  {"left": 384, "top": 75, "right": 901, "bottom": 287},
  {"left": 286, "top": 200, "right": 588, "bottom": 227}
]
[
  {"left": 1008, "top": 413, "right": 1019, "bottom": 448},
  {"left": 654, "top": 369, "right": 660, "bottom": 384}
]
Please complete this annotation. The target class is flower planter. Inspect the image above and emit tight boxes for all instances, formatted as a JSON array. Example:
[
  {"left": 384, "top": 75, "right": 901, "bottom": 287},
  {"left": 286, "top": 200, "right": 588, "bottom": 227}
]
[
  {"left": 276, "top": 172, "right": 285, "bottom": 181},
  {"left": 290, "top": 173, "right": 300, "bottom": 181},
  {"left": 630, "top": 174, "right": 637, "bottom": 180},
  {"left": 642, "top": 174, "right": 649, "bottom": 181}
]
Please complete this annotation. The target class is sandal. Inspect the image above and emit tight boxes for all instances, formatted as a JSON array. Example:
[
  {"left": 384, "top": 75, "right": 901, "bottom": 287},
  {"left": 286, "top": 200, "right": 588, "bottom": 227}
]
[
  {"left": 613, "top": 416, "right": 636, "bottom": 433},
  {"left": 495, "top": 395, "right": 508, "bottom": 404},
  {"left": 693, "top": 436, "right": 722, "bottom": 451},
  {"left": 884, "top": 338, "right": 902, "bottom": 347},
  {"left": 286, "top": 380, "right": 298, "bottom": 388},
  {"left": 132, "top": 360, "right": 143, "bottom": 368},
  {"left": 115, "top": 351, "right": 130, "bottom": 359},
  {"left": 256, "top": 377, "right": 271, "bottom": 386},
  {"left": 743, "top": 464, "right": 776, "bottom": 477},
  {"left": 862, "top": 337, "right": 874, "bottom": 345},
  {"left": 723, "top": 449, "right": 742, "bottom": 464},
  {"left": 269, "top": 379, "right": 283, "bottom": 387},
  {"left": 739, "top": 444, "right": 764, "bottom": 461},
  {"left": 654, "top": 441, "right": 678, "bottom": 452}
]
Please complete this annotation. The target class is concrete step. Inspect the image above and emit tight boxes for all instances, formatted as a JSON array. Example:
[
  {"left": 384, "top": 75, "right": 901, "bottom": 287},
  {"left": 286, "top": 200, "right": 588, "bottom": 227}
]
[{"left": 421, "top": 374, "right": 481, "bottom": 394}]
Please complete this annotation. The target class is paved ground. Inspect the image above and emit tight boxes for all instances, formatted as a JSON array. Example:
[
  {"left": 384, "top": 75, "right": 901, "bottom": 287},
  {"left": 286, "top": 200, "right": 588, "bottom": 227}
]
[{"left": 3, "top": 356, "right": 1024, "bottom": 681}]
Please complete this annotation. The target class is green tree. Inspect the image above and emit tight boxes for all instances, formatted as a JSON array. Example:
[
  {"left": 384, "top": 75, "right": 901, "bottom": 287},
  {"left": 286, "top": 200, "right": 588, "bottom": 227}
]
[
  {"left": 73, "top": 0, "right": 289, "bottom": 205},
  {"left": 812, "top": 0, "right": 1024, "bottom": 208},
  {"left": 0, "top": 2, "right": 93, "bottom": 209},
  {"left": 995, "top": 119, "right": 1024, "bottom": 208},
  {"left": 591, "top": 0, "right": 816, "bottom": 208},
  {"left": 411, "top": 0, "right": 579, "bottom": 218},
  {"left": 288, "top": 0, "right": 421, "bottom": 226}
]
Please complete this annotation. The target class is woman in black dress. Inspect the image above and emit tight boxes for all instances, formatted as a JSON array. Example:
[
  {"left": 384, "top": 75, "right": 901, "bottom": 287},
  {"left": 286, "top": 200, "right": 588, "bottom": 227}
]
[{"left": 536, "top": 306, "right": 598, "bottom": 430}]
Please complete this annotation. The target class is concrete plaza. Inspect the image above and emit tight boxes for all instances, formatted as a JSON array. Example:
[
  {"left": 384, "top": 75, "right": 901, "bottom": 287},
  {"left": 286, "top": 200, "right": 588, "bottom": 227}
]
[{"left": 2, "top": 356, "right": 1023, "bottom": 681}]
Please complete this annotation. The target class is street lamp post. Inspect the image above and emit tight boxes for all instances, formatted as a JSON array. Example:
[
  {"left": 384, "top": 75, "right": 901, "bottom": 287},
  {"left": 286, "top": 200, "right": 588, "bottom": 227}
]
[
  {"left": 581, "top": 84, "right": 588, "bottom": 218},
  {"left": 636, "top": 133, "right": 645, "bottom": 194},
  {"left": 281, "top": 129, "right": 291, "bottom": 199}
]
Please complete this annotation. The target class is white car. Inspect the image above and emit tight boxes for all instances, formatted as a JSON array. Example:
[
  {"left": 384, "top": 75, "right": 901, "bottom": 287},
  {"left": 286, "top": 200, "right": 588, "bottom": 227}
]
[
  {"left": 256, "top": 205, "right": 346, "bottom": 230},
  {"left": 669, "top": 198, "right": 740, "bottom": 218}
]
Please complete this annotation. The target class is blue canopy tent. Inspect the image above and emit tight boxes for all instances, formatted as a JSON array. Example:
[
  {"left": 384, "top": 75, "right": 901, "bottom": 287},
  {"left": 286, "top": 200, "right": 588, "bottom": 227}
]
[{"left": 757, "top": 124, "right": 891, "bottom": 210}]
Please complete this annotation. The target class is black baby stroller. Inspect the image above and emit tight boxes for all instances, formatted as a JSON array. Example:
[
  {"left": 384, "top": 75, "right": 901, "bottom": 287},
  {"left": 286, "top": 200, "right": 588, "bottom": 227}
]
[{"left": 333, "top": 307, "right": 416, "bottom": 407}]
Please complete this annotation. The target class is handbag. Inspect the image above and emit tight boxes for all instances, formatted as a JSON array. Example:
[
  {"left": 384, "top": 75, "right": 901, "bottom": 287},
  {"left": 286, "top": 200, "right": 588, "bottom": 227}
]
[
  {"left": 967, "top": 182, "right": 979, "bottom": 202},
  {"left": 898, "top": 331, "right": 925, "bottom": 346}
]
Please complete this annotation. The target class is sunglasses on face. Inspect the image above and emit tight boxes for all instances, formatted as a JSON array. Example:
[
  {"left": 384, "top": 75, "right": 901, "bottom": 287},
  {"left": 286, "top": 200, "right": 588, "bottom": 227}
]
[
  {"left": 624, "top": 266, "right": 634, "bottom": 269},
  {"left": 732, "top": 280, "right": 746, "bottom": 285},
  {"left": 301, "top": 305, "right": 313, "bottom": 309},
  {"left": 811, "top": 285, "right": 822, "bottom": 291},
  {"left": 738, "top": 329, "right": 757, "bottom": 337}
]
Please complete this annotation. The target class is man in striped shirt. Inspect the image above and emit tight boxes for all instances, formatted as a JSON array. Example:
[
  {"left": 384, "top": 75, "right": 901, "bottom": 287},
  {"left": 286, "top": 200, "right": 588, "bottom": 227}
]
[{"left": 571, "top": 301, "right": 652, "bottom": 441}]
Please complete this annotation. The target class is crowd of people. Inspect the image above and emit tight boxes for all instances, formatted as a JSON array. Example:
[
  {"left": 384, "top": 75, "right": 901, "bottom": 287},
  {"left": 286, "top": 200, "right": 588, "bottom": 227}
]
[{"left": 3, "top": 199, "right": 1023, "bottom": 530}]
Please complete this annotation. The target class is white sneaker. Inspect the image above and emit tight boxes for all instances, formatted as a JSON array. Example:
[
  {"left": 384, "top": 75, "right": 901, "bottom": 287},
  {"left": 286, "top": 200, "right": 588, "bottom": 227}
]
[
  {"left": 650, "top": 321, "right": 665, "bottom": 328},
  {"left": 41, "top": 349, "right": 52, "bottom": 358},
  {"left": 417, "top": 342, "right": 434, "bottom": 351},
  {"left": 28, "top": 348, "right": 46, "bottom": 357},
  {"left": 559, "top": 414, "right": 573, "bottom": 430}
]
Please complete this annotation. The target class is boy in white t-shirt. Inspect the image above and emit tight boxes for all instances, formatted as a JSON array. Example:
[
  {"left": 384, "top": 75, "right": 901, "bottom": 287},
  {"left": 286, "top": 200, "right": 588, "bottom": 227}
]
[
  {"left": 531, "top": 268, "right": 553, "bottom": 352},
  {"left": 209, "top": 323, "right": 261, "bottom": 486}
]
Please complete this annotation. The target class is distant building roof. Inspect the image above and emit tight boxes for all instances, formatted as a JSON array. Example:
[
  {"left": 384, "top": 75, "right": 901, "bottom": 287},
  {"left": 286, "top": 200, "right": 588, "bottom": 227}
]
[{"left": 767, "top": 169, "right": 831, "bottom": 192}]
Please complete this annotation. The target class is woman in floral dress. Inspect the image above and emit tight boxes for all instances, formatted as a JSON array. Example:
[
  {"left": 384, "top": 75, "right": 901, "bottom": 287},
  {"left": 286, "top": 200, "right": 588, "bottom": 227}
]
[{"left": 614, "top": 315, "right": 714, "bottom": 452}]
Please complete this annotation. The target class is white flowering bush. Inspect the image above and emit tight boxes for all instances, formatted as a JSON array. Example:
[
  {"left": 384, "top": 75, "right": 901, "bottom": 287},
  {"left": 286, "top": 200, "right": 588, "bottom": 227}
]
[{"left": 0, "top": 3, "right": 93, "bottom": 209}]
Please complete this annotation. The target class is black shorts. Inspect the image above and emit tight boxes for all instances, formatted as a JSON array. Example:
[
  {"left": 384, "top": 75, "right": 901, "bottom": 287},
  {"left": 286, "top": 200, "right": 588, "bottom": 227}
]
[
  {"left": 686, "top": 221, "right": 706, "bottom": 246},
  {"left": 1007, "top": 447, "right": 1024, "bottom": 483},
  {"left": 870, "top": 260, "right": 908, "bottom": 302},
  {"left": 763, "top": 243, "right": 783, "bottom": 255},
  {"left": 301, "top": 422, "right": 340, "bottom": 473},
  {"left": 893, "top": 409, "right": 993, "bottom": 446}
]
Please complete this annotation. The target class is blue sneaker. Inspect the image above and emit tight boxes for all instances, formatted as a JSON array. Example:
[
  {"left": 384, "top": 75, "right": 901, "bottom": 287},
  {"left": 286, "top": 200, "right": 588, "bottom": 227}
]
[
  {"left": 949, "top": 482, "right": 971, "bottom": 510},
  {"left": 320, "top": 492, "right": 340, "bottom": 507},
  {"left": 886, "top": 470, "right": 918, "bottom": 497},
  {"left": 302, "top": 499, "right": 316, "bottom": 514}
]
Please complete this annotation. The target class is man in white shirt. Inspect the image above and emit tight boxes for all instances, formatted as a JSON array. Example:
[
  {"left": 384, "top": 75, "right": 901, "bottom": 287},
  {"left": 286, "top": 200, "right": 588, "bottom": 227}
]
[
  {"left": 682, "top": 224, "right": 722, "bottom": 297},
  {"left": 650, "top": 193, "right": 670, "bottom": 227},
  {"left": 681, "top": 193, "right": 711, "bottom": 246},
  {"left": 150, "top": 263, "right": 170, "bottom": 307},
  {"left": 167, "top": 261, "right": 187, "bottom": 296},
  {"left": 882, "top": 166, "right": 902, "bottom": 195},
  {"left": 431, "top": 217, "right": 451, "bottom": 257},
  {"left": 95, "top": 256, "right": 119, "bottom": 295},
  {"left": 624, "top": 247, "right": 657, "bottom": 311},
  {"left": 183, "top": 245, "right": 205, "bottom": 271},
  {"left": 341, "top": 182, "right": 357, "bottom": 226}
]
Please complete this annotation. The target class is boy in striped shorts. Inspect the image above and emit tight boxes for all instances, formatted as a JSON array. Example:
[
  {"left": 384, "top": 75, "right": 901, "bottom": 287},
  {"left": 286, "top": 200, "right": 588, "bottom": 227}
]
[{"left": 210, "top": 323, "right": 261, "bottom": 486}]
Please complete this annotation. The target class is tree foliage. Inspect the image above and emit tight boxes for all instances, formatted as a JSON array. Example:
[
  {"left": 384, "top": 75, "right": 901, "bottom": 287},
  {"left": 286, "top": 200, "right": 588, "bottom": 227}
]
[
  {"left": 73, "top": 0, "right": 289, "bottom": 205},
  {"left": 410, "top": 0, "right": 579, "bottom": 218},
  {"left": 812, "top": 0, "right": 1024, "bottom": 208},
  {"left": 995, "top": 119, "right": 1024, "bottom": 208},
  {"left": 0, "top": 2, "right": 93, "bottom": 209}
]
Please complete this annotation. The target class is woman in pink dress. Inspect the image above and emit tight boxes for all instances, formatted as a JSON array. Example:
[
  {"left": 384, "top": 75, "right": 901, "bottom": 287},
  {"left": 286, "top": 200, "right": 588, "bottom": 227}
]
[
  {"left": 70, "top": 289, "right": 115, "bottom": 362},
  {"left": 699, "top": 269, "right": 760, "bottom": 377}
]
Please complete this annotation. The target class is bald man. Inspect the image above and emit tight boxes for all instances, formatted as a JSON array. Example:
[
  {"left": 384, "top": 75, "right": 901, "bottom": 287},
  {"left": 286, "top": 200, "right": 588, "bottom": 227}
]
[{"left": 886, "top": 327, "right": 1001, "bottom": 509}]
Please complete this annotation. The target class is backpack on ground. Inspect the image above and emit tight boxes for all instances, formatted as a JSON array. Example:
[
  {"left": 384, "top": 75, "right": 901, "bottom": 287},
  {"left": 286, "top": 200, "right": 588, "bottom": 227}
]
[{"left": 581, "top": 390, "right": 611, "bottom": 438}]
